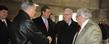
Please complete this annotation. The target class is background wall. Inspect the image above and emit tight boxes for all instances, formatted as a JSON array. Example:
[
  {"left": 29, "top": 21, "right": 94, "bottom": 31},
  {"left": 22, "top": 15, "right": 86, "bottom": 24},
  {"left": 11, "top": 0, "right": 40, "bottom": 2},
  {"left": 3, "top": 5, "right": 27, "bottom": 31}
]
[{"left": 0, "top": 0, "right": 108, "bottom": 24}]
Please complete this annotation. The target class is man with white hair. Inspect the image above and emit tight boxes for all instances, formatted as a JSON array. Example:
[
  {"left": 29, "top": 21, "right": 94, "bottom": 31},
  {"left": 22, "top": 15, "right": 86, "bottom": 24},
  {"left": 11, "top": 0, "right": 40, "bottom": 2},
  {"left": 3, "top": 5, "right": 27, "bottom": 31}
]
[
  {"left": 73, "top": 8, "right": 102, "bottom": 44},
  {"left": 56, "top": 8, "right": 79, "bottom": 44},
  {"left": 9, "top": 1, "right": 49, "bottom": 44}
]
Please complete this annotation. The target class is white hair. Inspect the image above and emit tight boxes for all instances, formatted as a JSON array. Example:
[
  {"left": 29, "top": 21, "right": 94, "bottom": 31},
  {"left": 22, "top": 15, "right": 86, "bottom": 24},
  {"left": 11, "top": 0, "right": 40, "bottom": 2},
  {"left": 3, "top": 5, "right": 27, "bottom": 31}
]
[
  {"left": 77, "top": 8, "right": 92, "bottom": 19},
  {"left": 64, "top": 8, "right": 73, "bottom": 13},
  {"left": 21, "top": 1, "right": 39, "bottom": 11},
  {"left": 21, "top": 1, "right": 34, "bottom": 11}
]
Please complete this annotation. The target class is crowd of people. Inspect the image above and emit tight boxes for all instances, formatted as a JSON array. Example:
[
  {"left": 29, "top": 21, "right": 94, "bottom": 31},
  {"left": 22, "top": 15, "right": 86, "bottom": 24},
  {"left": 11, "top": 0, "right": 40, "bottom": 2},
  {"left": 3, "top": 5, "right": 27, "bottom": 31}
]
[{"left": 0, "top": 1, "right": 109, "bottom": 44}]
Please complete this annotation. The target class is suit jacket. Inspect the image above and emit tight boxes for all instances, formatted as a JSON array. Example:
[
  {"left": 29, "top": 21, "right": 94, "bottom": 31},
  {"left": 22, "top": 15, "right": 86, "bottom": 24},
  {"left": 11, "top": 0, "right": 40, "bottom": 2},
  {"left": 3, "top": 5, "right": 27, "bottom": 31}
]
[
  {"left": 74, "top": 20, "right": 102, "bottom": 44},
  {"left": 99, "top": 23, "right": 108, "bottom": 40},
  {"left": 33, "top": 16, "right": 56, "bottom": 44},
  {"left": 9, "top": 10, "right": 49, "bottom": 44},
  {"left": 0, "top": 19, "right": 11, "bottom": 44},
  {"left": 56, "top": 20, "right": 79, "bottom": 44}
]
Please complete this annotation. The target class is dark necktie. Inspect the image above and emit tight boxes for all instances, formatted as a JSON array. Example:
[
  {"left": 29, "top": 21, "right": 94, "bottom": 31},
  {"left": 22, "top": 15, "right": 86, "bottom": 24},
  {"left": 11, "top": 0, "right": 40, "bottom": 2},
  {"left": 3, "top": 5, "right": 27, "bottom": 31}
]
[
  {"left": 2, "top": 20, "right": 7, "bottom": 27},
  {"left": 0, "top": 20, "right": 7, "bottom": 31},
  {"left": 2, "top": 21, "right": 7, "bottom": 27}
]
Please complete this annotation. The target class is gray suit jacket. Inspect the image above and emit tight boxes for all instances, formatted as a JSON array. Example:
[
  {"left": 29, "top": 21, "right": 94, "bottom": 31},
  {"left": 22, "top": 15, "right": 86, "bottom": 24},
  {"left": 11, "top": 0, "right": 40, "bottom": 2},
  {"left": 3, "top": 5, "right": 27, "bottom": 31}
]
[{"left": 74, "top": 20, "right": 102, "bottom": 44}]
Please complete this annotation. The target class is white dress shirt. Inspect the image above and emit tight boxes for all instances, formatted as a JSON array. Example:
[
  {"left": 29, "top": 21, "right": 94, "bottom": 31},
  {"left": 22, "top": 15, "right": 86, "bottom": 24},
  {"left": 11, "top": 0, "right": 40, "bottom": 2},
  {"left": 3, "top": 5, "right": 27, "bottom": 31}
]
[
  {"left": 66, "top": 19, "right": 72, "bottom": 26},
  {"left": 68, "top": 20, "right": 72, "bottom": 26},
  {"left": 0, "top": 19, "right": 7, "bottom": 26},
  {"left": 42, "top": 16, "right": 49, "bottom": 31},
  {"left": 78, "top": 19, "right": 89, "bottom": 36}
]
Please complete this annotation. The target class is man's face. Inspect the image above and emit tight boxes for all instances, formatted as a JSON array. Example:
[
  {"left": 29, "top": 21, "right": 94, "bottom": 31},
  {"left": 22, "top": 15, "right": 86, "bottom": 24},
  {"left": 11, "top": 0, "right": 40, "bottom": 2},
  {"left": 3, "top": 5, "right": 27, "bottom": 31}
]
[
  {"left": 63, "top": 11, "right": 72, "bottom": 21},
  {"left": 43, "top": 9, "right": 51, "bottom": 18},
  {"left": 29, "top": 6, "right": 37, "bottom": 18},
  {"left": 76, "top": 15, "right": 83, "bottom": 26},
  {"left": 0, "top": 10, "right": 8, "bottom": 19}
]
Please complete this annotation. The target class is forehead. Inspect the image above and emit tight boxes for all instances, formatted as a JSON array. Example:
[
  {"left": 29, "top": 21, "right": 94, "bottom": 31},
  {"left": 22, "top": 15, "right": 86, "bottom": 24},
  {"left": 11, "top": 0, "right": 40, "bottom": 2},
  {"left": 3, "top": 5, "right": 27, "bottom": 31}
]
[
  {"left": 76, "top": 15, "right": 82, "bottom": 19},
  {"left": 45, "top": 9, "right": 51, "bottom": 11},
  {"left": 63, "top": 11, "right": 72, "bottom": 14},
  {"left": 31, "top": 5, "right": 37, "bottom": 8},
  {"left": 0, "top": 10, "right": 8, "bottom": 12}
]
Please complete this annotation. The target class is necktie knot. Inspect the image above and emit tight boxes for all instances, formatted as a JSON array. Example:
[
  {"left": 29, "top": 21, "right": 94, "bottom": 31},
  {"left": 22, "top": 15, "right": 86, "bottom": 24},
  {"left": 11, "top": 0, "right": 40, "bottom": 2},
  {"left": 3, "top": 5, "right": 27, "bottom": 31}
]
[{"left": 1, "top": 19, "right": 7, "bottom": 26}]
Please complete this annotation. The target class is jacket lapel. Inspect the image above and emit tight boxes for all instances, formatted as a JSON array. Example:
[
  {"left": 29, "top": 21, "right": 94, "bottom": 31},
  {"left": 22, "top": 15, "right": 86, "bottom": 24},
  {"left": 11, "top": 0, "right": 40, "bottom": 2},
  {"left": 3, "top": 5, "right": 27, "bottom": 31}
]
[
  {"left": 75, "top": 20, "right": 92, "bottom": 43},
  {"left": 40, "top": 17, "right": 48, "bottom": 32}
]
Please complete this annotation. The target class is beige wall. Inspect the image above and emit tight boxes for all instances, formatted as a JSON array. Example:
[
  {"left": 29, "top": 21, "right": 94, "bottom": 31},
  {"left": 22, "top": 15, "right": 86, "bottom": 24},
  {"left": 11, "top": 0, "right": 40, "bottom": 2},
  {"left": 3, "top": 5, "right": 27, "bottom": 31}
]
[{"left": 0, "top": 0, "right": 108, "bottom": 24}]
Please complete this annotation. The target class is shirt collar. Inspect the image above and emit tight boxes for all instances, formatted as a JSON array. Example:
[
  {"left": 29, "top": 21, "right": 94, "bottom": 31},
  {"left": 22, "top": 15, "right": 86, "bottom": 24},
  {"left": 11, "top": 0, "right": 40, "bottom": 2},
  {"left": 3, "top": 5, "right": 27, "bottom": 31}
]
[
  {"left": 0, "top": 19, "right": 6, "bottom": 22},
  {"left": 41, "top": 16, "right": 48, "bottom": 22},
  {"left": 81, "top": 19, "right": 89, "bottom": 30},
  {"left": 68, "top": 19, "right": 72, "bottom": 26},
  {"left": 64, "top": 19, "right": 72, "bottom": 26},
  {"left": 77, "top": 19, "right": 89, "bottom": 37}
]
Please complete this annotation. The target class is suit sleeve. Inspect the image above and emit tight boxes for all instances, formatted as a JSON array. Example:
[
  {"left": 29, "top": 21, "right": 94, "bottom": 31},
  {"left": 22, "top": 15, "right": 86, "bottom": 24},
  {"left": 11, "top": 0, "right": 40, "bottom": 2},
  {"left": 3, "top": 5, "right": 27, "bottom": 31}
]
[
  {"left": 21, "top": 20, "right": 49, "bottom": 44},
  {"left": 88, "top": 25, "right": 102, "bottom": 44}
]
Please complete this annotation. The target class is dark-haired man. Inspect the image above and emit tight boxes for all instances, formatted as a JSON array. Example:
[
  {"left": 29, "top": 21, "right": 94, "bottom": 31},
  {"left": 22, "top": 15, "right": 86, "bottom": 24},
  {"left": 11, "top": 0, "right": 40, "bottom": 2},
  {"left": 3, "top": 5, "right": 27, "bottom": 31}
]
[
  {"left": 33, "top": 5, "right": 56, "bottom": 44},
  {"left": 10, "top": 2, "right": 49, "bottom": 44},
  {"left": 0, "top": 5, "right": 11, "bottom": 44}
]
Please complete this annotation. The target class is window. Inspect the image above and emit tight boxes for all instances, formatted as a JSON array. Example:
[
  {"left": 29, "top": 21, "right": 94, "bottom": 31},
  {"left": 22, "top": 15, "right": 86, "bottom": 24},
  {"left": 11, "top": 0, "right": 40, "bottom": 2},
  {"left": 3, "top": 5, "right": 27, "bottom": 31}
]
[{"left": 58, "top": 13, "right": 77, "bottom": 22}]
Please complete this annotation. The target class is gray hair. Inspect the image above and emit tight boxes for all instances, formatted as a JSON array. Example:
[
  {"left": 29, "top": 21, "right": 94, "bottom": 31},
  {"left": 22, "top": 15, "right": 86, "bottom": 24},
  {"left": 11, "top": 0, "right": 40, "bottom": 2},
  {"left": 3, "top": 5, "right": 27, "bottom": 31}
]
[
  {"left": 77, "top": 8, "right": 92, "bottom": 19},
  {"left": 64, "top": 8, "right": 73, "bottom": 13},
  {"left": 21, "top": 1, "right": 33, "bottom": 11}
]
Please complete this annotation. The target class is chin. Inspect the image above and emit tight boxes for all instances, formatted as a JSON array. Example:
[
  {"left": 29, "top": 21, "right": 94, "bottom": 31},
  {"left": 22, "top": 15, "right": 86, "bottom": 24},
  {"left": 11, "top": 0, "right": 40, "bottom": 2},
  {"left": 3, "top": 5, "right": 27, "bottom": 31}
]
[{"left": 2, "top": 17, "right": 6, "bottom": 19}]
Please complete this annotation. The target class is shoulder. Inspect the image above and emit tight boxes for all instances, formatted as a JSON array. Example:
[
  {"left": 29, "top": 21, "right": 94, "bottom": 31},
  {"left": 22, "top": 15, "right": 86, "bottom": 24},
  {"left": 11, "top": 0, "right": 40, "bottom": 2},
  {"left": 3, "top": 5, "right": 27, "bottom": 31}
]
[
  {"left": 20, "top": 20, "right": 38, "bottom": 31},
  {"left": 33, "top": 17, "right": 43, "bottom": 23},
  {"left": 86, "top": 21, "right": 102, "bottom": 42},
  {"left": 56, "top": 21, "right": 66, "bottom": 26},
  {"left": 6, "top": 19, "right": 12, "bottom": 23},
  {"left": 21, "top": 20, "right": 32, "bottom": 26},
  {"left": 71, "top": 20, "right": 78, "bottom": 25},
  {"left": 33, "top": 17, "right": 41, "bottom": 21},
  {"left": 57, "top": 21, "right": 64, "bottom": 24},
  {"left": 86, "top": 20, "right": 101, "bottom": 33},
  {"left": 89, "top": 20, "right": 100, "bottom": 28}
]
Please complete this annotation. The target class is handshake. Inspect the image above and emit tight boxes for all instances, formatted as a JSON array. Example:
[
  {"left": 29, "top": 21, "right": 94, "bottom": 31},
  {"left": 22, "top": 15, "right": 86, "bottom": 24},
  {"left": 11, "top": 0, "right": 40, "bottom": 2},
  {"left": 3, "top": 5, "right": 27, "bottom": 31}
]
[{"left": 47, "top": 36, "right": 52, "bottom": 44}]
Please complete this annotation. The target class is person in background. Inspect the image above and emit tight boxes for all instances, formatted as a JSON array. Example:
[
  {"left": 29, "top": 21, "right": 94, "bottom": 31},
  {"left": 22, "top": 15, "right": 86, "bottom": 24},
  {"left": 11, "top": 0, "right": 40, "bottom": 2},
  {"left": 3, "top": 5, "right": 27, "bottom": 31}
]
[
  {"left": 0, "top": 5, "right": 11, "bottom": 44},
  {"left": 33, "top": 5, "right": 56, "bottom": 44},
  {"left": 49, "top": 13, "right": 55, "bottom": 22},
  {"left": 98, "top": 16, "right": 109, "bottom": 44},
  {"left": 73, "top": 8, "right": 102, "bottom": 44},
  {"left": 55, "top": 8, "right": 79, "bottom": 44},
  {"left": 9, "top": 1, "right": 50, "bottom": 44}
]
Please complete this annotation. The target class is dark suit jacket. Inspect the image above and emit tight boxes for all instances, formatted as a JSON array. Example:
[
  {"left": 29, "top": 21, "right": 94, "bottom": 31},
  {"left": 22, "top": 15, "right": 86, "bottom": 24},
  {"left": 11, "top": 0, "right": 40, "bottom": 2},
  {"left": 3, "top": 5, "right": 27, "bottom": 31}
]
[
  {"left": 99, "top": 23, "right": 109, "bottom": 40},
  {"left": 56, "top": 20, "right": 79, "bottom": 44},
  {"left": 9, "top": 10, "right": 49, "bottom": 44},
  {"left": 0, "top": 19, "right": 11, "bottom": 44},
  {"left": 33, "top": 16, "right": 56, "bottom": 44}
]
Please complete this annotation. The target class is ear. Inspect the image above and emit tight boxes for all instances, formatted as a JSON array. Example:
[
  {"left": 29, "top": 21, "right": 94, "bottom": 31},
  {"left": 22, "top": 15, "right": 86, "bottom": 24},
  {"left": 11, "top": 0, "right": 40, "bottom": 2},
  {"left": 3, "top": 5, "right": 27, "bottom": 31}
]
[{"left": 42, "top": 11, "right": 45, "bottom": 14}]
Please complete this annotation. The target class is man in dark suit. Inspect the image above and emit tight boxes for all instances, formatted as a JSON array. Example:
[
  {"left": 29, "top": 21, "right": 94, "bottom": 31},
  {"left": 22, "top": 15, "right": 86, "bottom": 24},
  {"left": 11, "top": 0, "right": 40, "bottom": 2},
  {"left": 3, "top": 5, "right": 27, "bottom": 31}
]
[
  {"left": 55, "top": 8, "right": 79, "bottom": 44},
  {"left": 33, "top": 5, "right": 56, "bottom": 44},
  {"left": 99, "top": 23, "right": 109, "bottom": 44},
  {"left": 0, "top": 5, "right": 11, "bottom": 44},
  {"left": 9, "top": 2, "right": 49, "bottom": 44}
]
